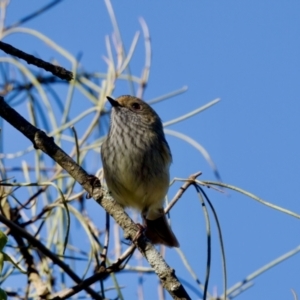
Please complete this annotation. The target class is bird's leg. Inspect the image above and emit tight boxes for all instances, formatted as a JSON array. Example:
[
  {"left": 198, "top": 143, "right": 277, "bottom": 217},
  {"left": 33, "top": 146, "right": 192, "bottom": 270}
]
[
  {"left": 85, "top": 174, "right": 101, "bottom": 199},
  {"left": 132, "top": 223, "right": 146, "bottom": 243}
]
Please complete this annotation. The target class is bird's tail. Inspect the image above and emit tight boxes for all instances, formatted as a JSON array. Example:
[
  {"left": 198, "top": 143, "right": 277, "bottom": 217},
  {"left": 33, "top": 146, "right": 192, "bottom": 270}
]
[{"left": 144, "top": 215, "right": 179, "bottom": 247}]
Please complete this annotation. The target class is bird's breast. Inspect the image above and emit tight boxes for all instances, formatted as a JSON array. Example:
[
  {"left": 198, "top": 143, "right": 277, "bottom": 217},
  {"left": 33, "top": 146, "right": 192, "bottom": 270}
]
[{"left": 103, "top": 128, "right": 171, "bottom": 211}]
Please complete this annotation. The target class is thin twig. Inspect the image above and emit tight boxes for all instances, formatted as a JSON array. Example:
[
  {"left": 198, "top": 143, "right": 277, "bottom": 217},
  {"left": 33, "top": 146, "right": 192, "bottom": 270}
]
[
  {"left": 5, "top": 0, "right": 64, "bottom": 31},
  {"left": 165, "top": 172, "right": 202, "bottom": 214},
  {"left": 197, "top": 184, "right": 227, "bottom": 300},
  {"left": 225, "top": 245, "right": 300, "bottom": 298},
  {"left": 202, "top": 181, "right": 300, "bottom": 219},
  {"left": 137, "top": 17, "right": 151, "bottom": 99},
  {"left": 147, "top": 86, "right": 188, "bottom": 105},
  {"left": 175, "top": 248, "right": 207, "bottom": 295},
  {"left": 194, "top": 184, "right": 211, "bottom": 300},
  {"left": 100, "top": 212, "right": 110, "bottom": 266}
]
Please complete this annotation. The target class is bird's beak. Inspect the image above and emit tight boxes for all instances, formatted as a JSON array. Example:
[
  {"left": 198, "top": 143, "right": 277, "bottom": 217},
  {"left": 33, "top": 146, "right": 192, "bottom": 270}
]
[{"left": 107, "top": 96, "right": 121, "bottom": 108}]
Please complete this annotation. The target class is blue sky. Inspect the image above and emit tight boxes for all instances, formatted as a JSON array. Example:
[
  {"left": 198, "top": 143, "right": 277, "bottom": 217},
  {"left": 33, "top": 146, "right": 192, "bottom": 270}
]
[{"left": 2, "top": 1, "right": 300, "bottom": 299}]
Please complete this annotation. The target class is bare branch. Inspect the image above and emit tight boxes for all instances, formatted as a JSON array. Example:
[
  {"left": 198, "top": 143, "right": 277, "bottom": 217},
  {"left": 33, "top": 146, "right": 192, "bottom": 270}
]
[
  {"left": 0, "top": 96, "right": 191, "bottom": 299},
  {"left": 0, "top": 41, "right": 73, "bottom": 81},
  {"left": 5, "top": 0, "right": 64, "bottom": 31},
  {"left": 165, "top": 172, "right": 202, "bottom": 214}
]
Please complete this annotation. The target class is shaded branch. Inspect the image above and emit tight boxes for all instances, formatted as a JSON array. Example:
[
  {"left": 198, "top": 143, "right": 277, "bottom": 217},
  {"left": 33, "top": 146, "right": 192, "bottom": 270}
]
[{"left": 0, "top": 41, "right": 73, "bottom": 81}]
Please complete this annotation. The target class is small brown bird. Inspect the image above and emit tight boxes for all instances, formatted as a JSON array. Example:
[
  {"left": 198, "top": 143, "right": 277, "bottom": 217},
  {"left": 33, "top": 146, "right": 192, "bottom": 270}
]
[{"left": 101, "top": 95, "right": 179, "bottom": 247}]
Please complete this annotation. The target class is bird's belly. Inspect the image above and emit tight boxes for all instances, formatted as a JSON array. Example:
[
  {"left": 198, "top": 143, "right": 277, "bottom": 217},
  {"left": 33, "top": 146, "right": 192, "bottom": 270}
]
[{"left": 111, "top": 155, "right": 169, "bottom": 211}]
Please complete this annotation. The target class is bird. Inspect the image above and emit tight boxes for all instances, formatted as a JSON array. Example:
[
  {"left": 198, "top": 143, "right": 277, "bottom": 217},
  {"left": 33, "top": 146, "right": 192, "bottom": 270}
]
[{"left": 101, "top": 95, "right": 179, "bottom": 247}]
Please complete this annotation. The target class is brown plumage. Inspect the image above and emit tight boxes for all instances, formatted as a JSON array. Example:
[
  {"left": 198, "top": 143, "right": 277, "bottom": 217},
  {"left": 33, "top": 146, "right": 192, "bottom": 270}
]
[{"left": 101, "top": 95, "right": 179, "bottom": 247}]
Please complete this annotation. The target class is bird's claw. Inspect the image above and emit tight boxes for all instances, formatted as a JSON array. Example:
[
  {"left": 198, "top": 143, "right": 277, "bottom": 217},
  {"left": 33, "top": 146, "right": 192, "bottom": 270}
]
[
  {"left": 132, "top": 223, "right": 146, "bottom": 243},
  {"left": 85, "top": 175, "right": 101, "bottom": 199}
]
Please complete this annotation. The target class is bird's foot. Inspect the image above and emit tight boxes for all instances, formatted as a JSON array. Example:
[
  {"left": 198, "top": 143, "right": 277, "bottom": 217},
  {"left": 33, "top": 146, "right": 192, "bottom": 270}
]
[
  {"left": 85, "top": 175, "right": 101, "bottom": 199},
  {"left": 132, "top": 223, "right": 146, "bottom": 243}
]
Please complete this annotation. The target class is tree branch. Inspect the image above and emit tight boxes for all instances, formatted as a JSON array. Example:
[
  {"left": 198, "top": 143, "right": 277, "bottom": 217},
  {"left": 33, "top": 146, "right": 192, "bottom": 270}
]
[
  {"left": 0, "top": 96, "right": 191, "bottom": 300},
  {"left": 0, "top": 41, "right": 72, "bottom": 81}
]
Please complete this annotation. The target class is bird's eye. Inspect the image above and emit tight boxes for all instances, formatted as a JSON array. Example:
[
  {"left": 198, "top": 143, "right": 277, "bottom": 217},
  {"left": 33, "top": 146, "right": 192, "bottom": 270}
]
[{"left": 131, "top": 102, "right": 142, "bottom": 110}]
